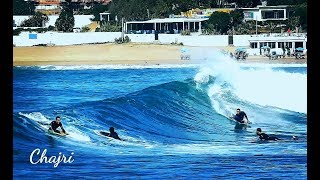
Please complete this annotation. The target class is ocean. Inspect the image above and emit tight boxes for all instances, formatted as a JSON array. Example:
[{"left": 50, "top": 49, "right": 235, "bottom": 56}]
[{"left": 13, "top": 55, "right": 307, "bottom": 179}]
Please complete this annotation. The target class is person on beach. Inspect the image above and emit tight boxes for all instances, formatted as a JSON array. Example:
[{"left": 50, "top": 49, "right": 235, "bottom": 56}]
[
  {"left": 232, "top": 108, "right": 250, "bottom": 124},
  {"left": 256, "top": 128, "right": 279, "bottom": 141},
  {"left": 49, "top": 116, "right": 68, "bottom": 134}
]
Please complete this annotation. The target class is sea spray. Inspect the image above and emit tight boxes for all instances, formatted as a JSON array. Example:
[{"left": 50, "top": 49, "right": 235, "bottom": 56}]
[{"left": 194, "top": 50, "right": 307, "bottom": 114}]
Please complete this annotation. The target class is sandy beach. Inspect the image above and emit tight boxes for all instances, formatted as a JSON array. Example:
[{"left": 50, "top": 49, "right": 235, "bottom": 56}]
[{"left": 13, "top": 43, "right": 307, "bottom": 66}]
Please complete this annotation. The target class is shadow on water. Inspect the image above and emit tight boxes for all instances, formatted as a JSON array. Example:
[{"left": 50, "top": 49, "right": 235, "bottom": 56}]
[
  {"left": 46, "top": 135, "right": 57, "bottom": 148},
  {"left": 233, "top": 123, "right": 249, "bottom": 132}
]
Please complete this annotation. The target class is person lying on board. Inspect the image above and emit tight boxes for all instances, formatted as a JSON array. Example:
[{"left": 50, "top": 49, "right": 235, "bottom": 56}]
[
  {"left": 49, "top": 116, "right": 68, "bottom": 135},
  {"left": 100, "top": 127, "right": 122, "bottom": 141},
  {"left": 256, "top": 128, "right": 279, "bottom": 141},
  {"left": 232, "top": 108, "right": 251, "bottom": 124}
]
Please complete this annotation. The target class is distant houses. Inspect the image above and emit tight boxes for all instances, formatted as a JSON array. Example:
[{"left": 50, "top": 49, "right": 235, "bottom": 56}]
[
  {"left": 25, "top": 0, "right": 112, "bottom": 15},
  {"left": 34, "top": 0, "right": 61, "bottom": 15},
  {"left": 124, "top": 5, "right": 292, "bottom": 35},
  {"left": 13, "top": 2, "right": 307, "bottom": 53}
]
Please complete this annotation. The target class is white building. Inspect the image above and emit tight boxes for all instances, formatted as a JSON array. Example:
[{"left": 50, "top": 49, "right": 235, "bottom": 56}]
[
  {"left": 245, "top": 33, "right": 307, "bottom": 55},
  {"left": 241, "top": 5, "right": 288, "bottom": 22},
  {"left": 248, "top": 34, "right": 306, "bottom": 49},
  {"left": 125, "top": 18, "right": 209, "bottom": 34}
]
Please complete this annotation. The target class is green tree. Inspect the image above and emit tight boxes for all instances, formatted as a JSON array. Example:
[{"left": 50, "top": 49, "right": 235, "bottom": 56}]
[
  {"left": 287, "top": 16, "right": 300, "bottom": 30},
  {"left": 207, "top": 11, "right": 231, "bottom": 34},
  {"left": 203, "top": 24, "right": 219, "bottom": 35},
  {"left": 267, "top": 0, "right": 306, "bottom": 6},
  {"left": 13, "top": 0, "right": 35, "bottom": 15},
  {"left": 108, "top": 0, "right": 199, "bottom": 21},
  {"left": 90, "top": 4, "right": 110, "bottom": 21},
  {"left": 99, "top": 21, "right": 122, "bottom": 32},
  {"left": 194, "top": 0, "right": 212, "bottom": 8},
  {"left": 265, "top": 21, "right": 277, "bottom": 34},
  {"left": 55, "top": 0, "right": 75, "bottom": 32},
  {"left": 230, "top": 9, "right": 244, "bottom": 27},
  {"left": 291, "top": 3, "right": 307, "bottom": 30},
  {"left": 20, "top": 12, "right": 49, "bottom": 27},
  {"left": 233, "top": 23, "right": 251, "bottom": 34},
  {"left": 81, "top": 26, "right": 91, "bottom": 32}
]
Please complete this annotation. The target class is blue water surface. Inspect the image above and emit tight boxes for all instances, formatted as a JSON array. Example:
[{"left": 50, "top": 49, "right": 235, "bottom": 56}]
[{"left": 13, "top": 65, "right": 307, "bottom": 179}]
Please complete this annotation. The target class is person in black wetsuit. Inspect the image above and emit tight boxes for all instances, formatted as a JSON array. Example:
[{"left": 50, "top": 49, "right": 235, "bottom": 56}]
[
  {"left": 99, "top": 127, "right": 123, "bottom": 141},
  {"left": 49, "top": 116, "right": 67, "bottom": 134},
  {"left": 256, "top": 128, "right": 279, "bottom": 141},
  {"left": 233, "top": 108, "right": 251, "bottom": 124},
  {"left": 108, "top": 127, "right": 121, "bottom": 140}
]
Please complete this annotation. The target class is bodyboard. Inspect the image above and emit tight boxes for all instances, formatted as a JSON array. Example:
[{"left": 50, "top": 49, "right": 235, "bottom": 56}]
[{"left": 48, "top": 129, "right": 68, "bottom": 136}]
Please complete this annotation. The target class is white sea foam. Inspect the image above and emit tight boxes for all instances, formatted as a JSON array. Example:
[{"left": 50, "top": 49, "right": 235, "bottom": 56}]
[
  {"left": 19, "top": 112, "right": 51, "bottom": 124},
  {"left": 239, "top": 63, "right": 307, "bottom": 68},
  {"left": 19, "top": 112, "right": 91, "bottom": 142},
  {"left": 194, "top": 51, "right": 307, "bottom": 114}
]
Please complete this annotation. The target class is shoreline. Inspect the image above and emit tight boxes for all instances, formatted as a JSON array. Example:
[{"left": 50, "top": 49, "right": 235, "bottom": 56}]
[{"left": 13, "top": 43, "right": 307, "bottom": 66}]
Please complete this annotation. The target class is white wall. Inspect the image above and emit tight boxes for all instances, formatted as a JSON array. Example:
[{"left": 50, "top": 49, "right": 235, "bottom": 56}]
[
  {"left": 13, "top": 32, "right": 230, "bottom": 47},
  {"left": 233, "top": 35, "right": 251, "bottom": 46},
  {"left": 14, "top": 32, "right": 121, "bottom": 46},
  {"left": 13, "top": 32, "right": 307, "bottom": 50},
  {"left": 173, "top": 35, "right": 228, "bottom": 46}
]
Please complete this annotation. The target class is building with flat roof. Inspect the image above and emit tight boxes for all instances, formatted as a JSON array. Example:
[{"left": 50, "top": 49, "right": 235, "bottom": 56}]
[
  {"left": 125, "top": 18, "right": 209, "bottom": 34},
  {"left": 249, "top": 34, "right": 307, "bottom": 49},
  {"left": 241, "top": 5, "right": 288, "bottom": 22}
]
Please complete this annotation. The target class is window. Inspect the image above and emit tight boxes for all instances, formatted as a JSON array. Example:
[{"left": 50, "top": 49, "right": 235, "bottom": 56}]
[
  {"left": 260, "top": 42, "right": 267, "bottom": 47},
  {"left": 267, "top": 42, "right": 276, "bottom": 48},
  {"left": 278, "top": 42, "right": 284, "bottom": 48},
  {"left": 285, "top": 42, "right": 292, "bottom": 48},
  {"left": 261, "top": 10, "right": 285, "bottom": 19},
  {"left": 295, "top": 42, "right": 303, "bottom": 48},
  {"left": 250, "top": 42, "right": 258, "bottom": 48}
]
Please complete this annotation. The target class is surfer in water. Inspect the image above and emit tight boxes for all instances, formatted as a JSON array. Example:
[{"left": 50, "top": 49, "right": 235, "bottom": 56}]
[
  {"left": 108, "top": 127, "right": 122, "bottom": 140},
  {"left": 232, "top": 108, "right": 251, "bottom": 124},
  {"left": 256, "top": 128, "right": 299, "bottom": 141},
  {"left": 100, "top": 127, "right": 122, "bottom": 140},
  {"left": 256, "top": 128, "right": 279, "bottom": 141},
  {"left": 49, "top": 116, "right": 68, "bottom": 135}
]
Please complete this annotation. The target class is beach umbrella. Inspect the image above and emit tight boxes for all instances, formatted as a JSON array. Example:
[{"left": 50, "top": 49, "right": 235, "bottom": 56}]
[
  {"left": 295, "top": 47, "right": 304, "bottom": 51},
  {"left": 180, "top": 47, "right": 189, "bottom": 53},
  {"left": 235, "top": 47, "right": 246, "bottom": 52}
]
